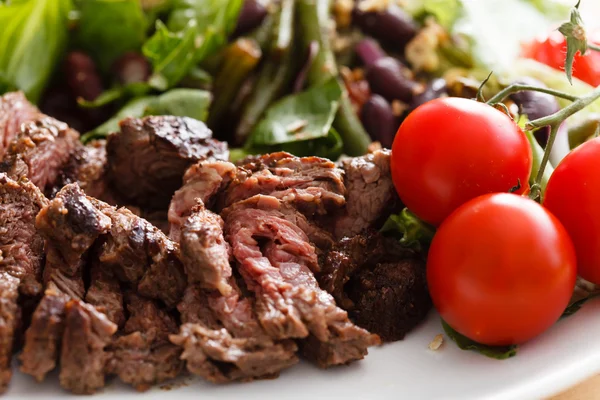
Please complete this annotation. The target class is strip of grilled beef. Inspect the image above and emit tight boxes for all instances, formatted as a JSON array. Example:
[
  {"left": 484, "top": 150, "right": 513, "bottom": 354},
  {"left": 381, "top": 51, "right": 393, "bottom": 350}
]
[
  {"left": 168, "top": 160, "right": 236, "bottom": 242},
  {"left": 334, "top": 149, "right": 399, "bottom": 238},
  {"left": 19, "top": 246, "right": 85, "bottom": 382},
  {"left": 222, "top": 195, "right": 379, "bottom": 367},
  {"left": 35, "top": 183, "right": 111, "bottom": 270},
  {"left": 107, "top": 116, "right": 229, "bottom": 209},
  {"left": 85, "top": 259, "right": 125, "bottom": 328},
  {"left": 0, "top": 174, "right": 48, "bottom": 392},
  {"left": 50, "top": 140, "right": 114, "bottom": 201},
  {"left": 107, "top": 294, "right": 183, "bottom": 391},
  {"left": 171, "top": 204, "right": 298, "bottom": 382},
  {"left": 59, "top": 299, "right": 117, "bottom": 394},
  {"left": 222, "top": 152, "right": 346, "bottom": 218},
  {"left": 0, "top": 92, "right": 40, "bottom": 160},
  {"left": 37, "top": 183, "right": 186, "bottom": 308},
  {"left": 319, "top": 230, "right": 431, "bottom": 342},
  {"left": 0, "top": 115, "right": 81, "bottom": 195}
]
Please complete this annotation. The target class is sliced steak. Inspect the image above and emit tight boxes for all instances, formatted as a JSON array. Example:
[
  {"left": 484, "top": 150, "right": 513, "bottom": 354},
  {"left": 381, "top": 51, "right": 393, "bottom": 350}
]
[
  {"left": 99, "top": 205, "right": 186, "bottom": 307},
  {"left": 0, "top": 92, "right": 40, "bottom": 160},
  {"left": 168, "top": 160, "right": 235, "bottom": 242},
  {"left": 319, "top": 230, "right": 431, "bottom": 342},
  {"left": 85, "top": 260, "right": 125, "bottom": 328},
  {"left": 107, "top": 294, "right": 183, "bottom": 391},
  {"left": 107, "top": 116, "right": 228, "bottom": 209},
  {"left": 35, "top": 183, "right": 111, "bottom": 270},
  {"left": 223, "top": 195, "right": 379, "bottom": 367},
  {"left": 334, "top": 149, "right": 399, "bottom": 238},
  {"left": 19, "top": 247, "right": 84, "bottom": 382},
  {"left": 180, "top": 203, "right": 232, "bottom": 295},
  {"left": 223, "top": 152, "right": 346, "bottom": 217},
  {"left": 59, "top": 299, "right": 117, "bottom": 394},
  {"left": 0, "top": 115, "right": 81, "bottom": 193},
  {"left": 51, "top": 140, "right": 111, "bottom": 201},
  {"left": 0, "top": 174, "right": 47, "bottom": 391}
]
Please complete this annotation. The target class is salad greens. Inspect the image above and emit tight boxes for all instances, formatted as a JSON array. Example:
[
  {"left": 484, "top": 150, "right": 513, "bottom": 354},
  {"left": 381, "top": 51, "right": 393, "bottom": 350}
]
[
  {"left": 380, "top": 208, "right": 435, "bottom": 252},
  {"left": 75, "top": 0, "right": 147, "bottom": 72},
  {"left": 0, "top": 0, "right": 72, "bottom": 102},
  {"left": 441, "top": 320, "right": 518, "bottom": 360}
]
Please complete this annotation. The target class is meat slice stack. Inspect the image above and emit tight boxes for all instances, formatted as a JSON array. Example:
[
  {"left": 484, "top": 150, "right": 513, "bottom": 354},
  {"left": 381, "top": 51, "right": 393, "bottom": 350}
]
[
  {"left": 222, "top": 195, "right": 380, "bottom": 367},
  {"left": 172, "top": 203, "right": 298, "bottom": 382},
  {"left": 107, "top": 116, "right": 229, "bottom": 209},
  {"left": 0, "top": 174, "right": 47, "bottom": 392}
]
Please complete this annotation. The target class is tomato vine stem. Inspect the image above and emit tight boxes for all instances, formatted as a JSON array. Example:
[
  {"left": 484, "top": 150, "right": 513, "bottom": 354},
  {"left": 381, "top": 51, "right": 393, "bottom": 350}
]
[{"left": 486, "top": 85, "right": 578, "bottom": 105}]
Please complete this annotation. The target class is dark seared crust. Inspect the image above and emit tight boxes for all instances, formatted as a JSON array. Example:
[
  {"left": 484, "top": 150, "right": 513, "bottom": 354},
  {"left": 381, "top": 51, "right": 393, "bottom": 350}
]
[
  {"left": 0, "top": 92, "right": 40, "bottom": 160},
  {"left": 319, "top": 230, "right": 431, "bottom": 342},
  {"left": 35, "top": 184, "right": 111, "bottom": 269},
  {"left": 59, "top": 300, "right": 117, "bottom": 394},
  {"left": 0, "top": 116, "right": 81, "bottom": 193},
  {"left": 107, "top": 116, "right": 228, "bottom": 208}
]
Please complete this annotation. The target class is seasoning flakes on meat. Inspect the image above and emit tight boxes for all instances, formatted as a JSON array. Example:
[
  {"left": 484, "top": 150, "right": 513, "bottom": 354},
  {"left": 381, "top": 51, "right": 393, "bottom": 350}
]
[{"left": 0, "top": 92, "right": 40, "bottom": 161}]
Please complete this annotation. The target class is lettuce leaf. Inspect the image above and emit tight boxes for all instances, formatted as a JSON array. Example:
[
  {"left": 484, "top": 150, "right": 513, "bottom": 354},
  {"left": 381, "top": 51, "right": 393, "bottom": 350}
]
[
  {"left": 442, "top": 320, "right": 518, "bottom": 360},
  {"left": 380, "top": 208, "right": 435, "bottom": 251},
  {"left": 74, "top": 0, "right": 147, "bottom": 72},
  {"left": 167, "top": 0, "right": 244, "bottom": 63},
  {"left": 243, "top": 78, "right": 344, "bottom": 159},
  {"left": 143, "top": 20, "right": 198, "bottom": 90},
  {"left": 0, "top": 0, "right": 72, "bottom": 102}
]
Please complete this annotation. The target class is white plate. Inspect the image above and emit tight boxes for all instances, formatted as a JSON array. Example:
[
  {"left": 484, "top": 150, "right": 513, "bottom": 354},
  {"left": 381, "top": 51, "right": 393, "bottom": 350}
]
[{"left": 7, "top": 297, "right": 600, "bottom": 400}]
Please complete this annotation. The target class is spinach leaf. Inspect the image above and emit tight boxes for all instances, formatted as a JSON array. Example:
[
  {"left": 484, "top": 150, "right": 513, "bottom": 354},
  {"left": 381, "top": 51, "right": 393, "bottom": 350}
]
[
  {"left": 143, "top": 20, "right": 198, "bottom": 90},
  {"left": 144, "top": 88, "right": 211, "bottom": 121},
  {"left": 246, "top": 78, "right": 342, "bottom": 147},
  {"left": 168, "top": 0, "right": 244, "bottom": 63},
  {"left": 381, "top": 208, "right": 435, "bottom": 251},
  {"left": 442, "top": 320, "right": 518, "bottom": 360},
  {"left": 0, "top": 0, "right": 72, "bottom": 102},
  {"left": 75, "top": 0, "right": 147, "bottom": 72},
  {"left": 82, "top": 88, "right": 212, "bottom": 142}
]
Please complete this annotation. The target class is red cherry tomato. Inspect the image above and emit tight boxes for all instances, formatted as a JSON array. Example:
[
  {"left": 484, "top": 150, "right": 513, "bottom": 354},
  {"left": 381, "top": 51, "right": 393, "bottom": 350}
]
[
  {"left": 391, "top": 97, "right": 532, "bottom": 226},
  {"left": 523, "top": 30, "right": 600, "bottom": 87},
  {"left": 427, "top": 193, "right": 577, "bottom": 346},
  {"left": 544, "top": 137, "right": 600, "bottom": 284}
]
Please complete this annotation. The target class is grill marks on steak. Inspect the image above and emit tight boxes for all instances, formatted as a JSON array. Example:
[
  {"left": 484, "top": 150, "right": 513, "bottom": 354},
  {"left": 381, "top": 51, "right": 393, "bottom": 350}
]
[
  {"left": 334, "top": 149, "right": 399, "bottom": 238},
  {"left": 172, "top": 204, "right": 298, "bottom": 382},
  {"left": 319, "top": 230, "right": 431, "bottom": 342},
  {"left": 0, "top": 92, "right": 40, "bottom": 160},
  {"left": 107, "top": 116, "right": 229, "bottom": 209},
  {"left": 59, "top": 299, "right": 117, "bottom": 394},
  {"left": 0, "top": 116, "right": 81, "bottom": 194},
  {"left": 168, "top": 160, "right": 235, "bottom": 242},
  {"left": 223, "top": 195, "right": 379, "bottom": 366},
  {"left": 0, "top": 174, "right": 48, "bottom": 391},
  {"left": 223, "top": 152, "right": 346, "bottom": 218},
  {"left": 107, "top": 294, "right": 183, "bottom": 391}
]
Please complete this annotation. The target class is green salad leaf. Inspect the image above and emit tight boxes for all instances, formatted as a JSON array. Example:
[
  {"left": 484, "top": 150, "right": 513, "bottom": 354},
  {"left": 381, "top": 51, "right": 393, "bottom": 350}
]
[
  {"left": 380, "top": 208, "right": 435, "bottom": 251},
  {"left": 242, "top": 78, "right": 344, "bottom": 159},
  {"left": 0, "top": 0, "right": 72, "bottom": 102},
  {"left": 405, "top": 0, "right": 462, "bottom": 29},
  {"left": 82, "top": 88, "right": 211, "bottom": 142},
  {"left": 143, "top": 19, "right": 198, "bottom": 90},
  {"left": 168, "top": 0, "right": 244, "bottom": 63},
  {"left": 75, "top": 0, "right": 147, "bottom": 72},
  {"left": 442, "top": 320, "right": 518, "bottom": 360}
]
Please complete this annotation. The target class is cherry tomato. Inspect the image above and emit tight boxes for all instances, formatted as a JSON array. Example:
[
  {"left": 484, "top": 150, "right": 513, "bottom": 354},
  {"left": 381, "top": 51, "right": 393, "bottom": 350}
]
[
  {"left": 391, "top": 97, "right": 532, "bottom": 226},
  {"left": 522, "top": 30, "right": 600, "bottom": 87},
  {"left": 544, "top": 137, "right": 600, "bottom": 284},
  {"left": 427, "top": 193, "right": 577, "bottom": 346}
]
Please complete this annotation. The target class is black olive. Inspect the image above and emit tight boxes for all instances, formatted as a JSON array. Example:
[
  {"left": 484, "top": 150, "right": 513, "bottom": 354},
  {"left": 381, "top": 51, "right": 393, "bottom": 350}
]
[
  {"left": 361, "top": 94, "right": 397, "bottom": 148},
  {"left": 365, "top": 57, "right": 422, "bottom": 103}
]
